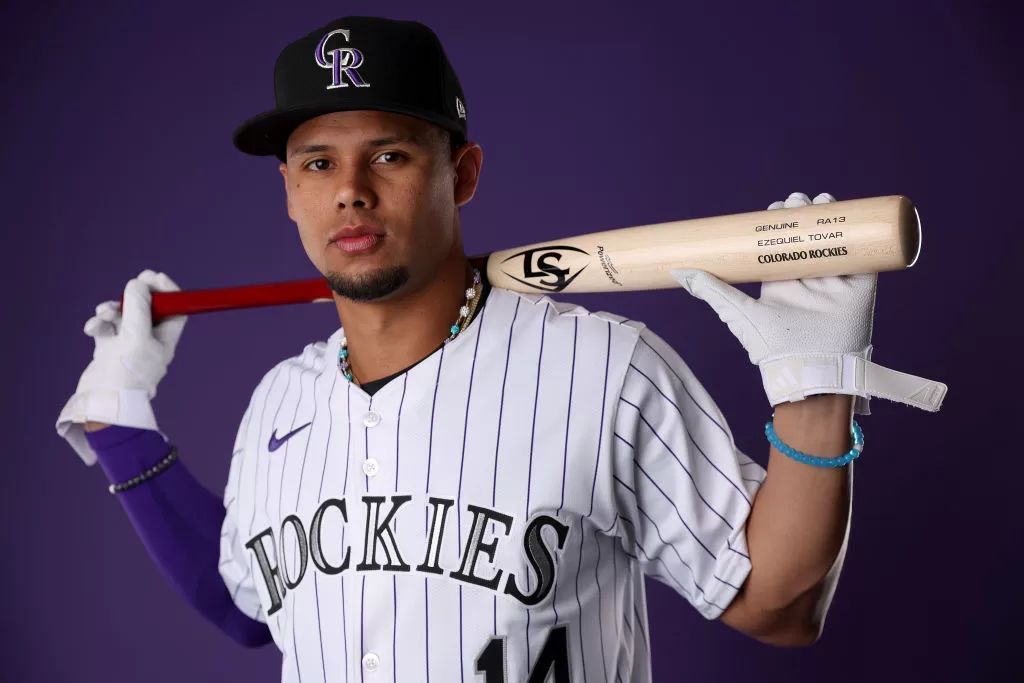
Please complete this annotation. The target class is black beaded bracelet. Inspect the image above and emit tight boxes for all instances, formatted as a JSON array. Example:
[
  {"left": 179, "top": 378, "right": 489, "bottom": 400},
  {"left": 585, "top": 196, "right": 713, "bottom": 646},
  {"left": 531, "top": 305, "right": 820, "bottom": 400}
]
[{"left": 108, "top": 446, "right": 179, "bottom": 494}]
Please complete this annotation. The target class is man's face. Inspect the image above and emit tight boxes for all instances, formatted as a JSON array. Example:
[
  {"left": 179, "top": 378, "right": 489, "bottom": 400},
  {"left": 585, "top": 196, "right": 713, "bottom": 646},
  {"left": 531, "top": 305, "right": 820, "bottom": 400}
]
[{"left": 280, "top": 110, "right": 471, "bottom": 302}]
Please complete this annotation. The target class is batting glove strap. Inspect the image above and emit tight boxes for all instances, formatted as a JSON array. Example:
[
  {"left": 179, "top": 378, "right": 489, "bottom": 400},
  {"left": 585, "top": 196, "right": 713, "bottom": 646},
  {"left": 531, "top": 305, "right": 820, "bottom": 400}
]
[
  {"left": 759, "top": 351, "right": 948, "bottom": 413},
  {"left": 55, "top": 388, "right": 161, "bottom": 466}
]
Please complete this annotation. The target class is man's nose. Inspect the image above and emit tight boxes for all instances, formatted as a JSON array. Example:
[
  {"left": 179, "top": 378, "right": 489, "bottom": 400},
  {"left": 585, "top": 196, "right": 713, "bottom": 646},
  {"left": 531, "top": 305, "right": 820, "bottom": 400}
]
[{"left": 333, "top": 165, "right": 376, "bottom": 209}]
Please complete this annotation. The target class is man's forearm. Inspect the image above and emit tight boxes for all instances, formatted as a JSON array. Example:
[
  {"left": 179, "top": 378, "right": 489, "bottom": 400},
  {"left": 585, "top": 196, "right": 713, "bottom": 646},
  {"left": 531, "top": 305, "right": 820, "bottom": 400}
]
[
  {"left": 85, "top": 425, "right": 272, "bottom": 647},
  {"left": 730, "top": 393, "right": 855, "bottom": 640}
]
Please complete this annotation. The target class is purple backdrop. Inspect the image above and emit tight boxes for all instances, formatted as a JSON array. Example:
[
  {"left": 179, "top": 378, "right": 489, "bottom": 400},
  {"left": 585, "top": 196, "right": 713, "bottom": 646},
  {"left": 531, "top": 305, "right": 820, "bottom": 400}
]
[{"left": 5, "top": 0, "right": 1020, "bottom": 680}]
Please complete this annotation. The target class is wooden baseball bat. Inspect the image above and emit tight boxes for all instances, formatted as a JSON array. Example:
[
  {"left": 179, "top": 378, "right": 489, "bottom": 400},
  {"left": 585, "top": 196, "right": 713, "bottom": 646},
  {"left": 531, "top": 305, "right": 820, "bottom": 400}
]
[{"left": 139, "top": 195, "right": 919, "bottom": 322}]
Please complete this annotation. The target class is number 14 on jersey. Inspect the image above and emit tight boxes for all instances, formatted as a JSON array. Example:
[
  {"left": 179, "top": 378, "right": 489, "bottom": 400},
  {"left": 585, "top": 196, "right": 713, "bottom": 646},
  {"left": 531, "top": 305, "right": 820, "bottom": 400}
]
[{"left": 476, "top": 627, "right": 571, "bottom": 682}]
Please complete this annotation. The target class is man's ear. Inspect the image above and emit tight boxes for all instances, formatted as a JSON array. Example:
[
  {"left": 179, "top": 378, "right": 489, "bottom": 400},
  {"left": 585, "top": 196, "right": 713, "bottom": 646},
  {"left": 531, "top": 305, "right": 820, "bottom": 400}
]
[
  {"left": 279, "top": 163, "right": 295, "bottom": 221},
  {"left": 452, "top": 142, "right": 483, "bottom": 208}
]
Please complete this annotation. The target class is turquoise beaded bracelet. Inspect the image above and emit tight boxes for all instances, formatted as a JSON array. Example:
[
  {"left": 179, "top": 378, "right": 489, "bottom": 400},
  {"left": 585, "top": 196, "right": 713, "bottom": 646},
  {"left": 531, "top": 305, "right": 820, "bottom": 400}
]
[{"left": 765, "top": 417, "right": 864, "bottom": 468}]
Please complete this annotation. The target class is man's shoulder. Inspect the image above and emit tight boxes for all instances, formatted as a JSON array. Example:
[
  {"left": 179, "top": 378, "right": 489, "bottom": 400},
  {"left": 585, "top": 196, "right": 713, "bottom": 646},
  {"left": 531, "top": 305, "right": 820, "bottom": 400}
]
[
  {"left": 490, "top": 289, "right": 690, "bottom": 376},
  {"left": 490, "top": 287, "right": 649, "bottom": 339},
  {"left": 248, "top": 328, "right": 342, "bottom": 396}
]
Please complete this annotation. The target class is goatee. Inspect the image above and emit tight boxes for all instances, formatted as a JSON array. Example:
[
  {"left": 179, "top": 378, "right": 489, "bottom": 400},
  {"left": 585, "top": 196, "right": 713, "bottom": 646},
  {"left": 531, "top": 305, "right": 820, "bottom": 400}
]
[{"left": 325, "top": 266, "right": 410, "bottom": 302}]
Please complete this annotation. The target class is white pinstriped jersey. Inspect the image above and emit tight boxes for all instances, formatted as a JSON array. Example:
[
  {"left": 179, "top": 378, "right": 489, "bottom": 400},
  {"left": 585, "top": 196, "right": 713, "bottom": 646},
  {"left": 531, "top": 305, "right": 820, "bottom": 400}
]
[{"left": 218, "top": 286, "right": 766, "bottom": 683}]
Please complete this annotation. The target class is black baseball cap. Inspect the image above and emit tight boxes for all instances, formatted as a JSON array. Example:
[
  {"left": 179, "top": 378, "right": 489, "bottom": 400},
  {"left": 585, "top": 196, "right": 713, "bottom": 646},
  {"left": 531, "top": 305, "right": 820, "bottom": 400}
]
[{"left": 233, "top": 16, "right": 468, "bottom": 160}]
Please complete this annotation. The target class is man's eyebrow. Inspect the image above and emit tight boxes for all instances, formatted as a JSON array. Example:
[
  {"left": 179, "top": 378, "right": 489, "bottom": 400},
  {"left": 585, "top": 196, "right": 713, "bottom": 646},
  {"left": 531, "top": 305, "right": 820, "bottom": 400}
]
[
  {"left": 367, "top": 134, "right": 430, "bottom": 147},
  {"left": 289, "top": 144, "right": 332, "bottom": 158},
  {"left": 288, "top": 134, "right": 431, "bottom": 158}
]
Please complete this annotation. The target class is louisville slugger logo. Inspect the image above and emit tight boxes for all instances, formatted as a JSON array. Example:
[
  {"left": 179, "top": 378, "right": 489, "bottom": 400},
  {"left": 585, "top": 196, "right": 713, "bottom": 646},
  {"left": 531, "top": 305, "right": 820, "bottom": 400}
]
[{"left": 499, "top": 246, "right": 588, "bottom": 293}]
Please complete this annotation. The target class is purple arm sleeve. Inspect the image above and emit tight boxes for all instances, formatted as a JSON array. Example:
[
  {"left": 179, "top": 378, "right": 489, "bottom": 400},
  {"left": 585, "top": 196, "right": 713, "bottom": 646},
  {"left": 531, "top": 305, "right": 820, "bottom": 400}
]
[{"left": 86, "top": 425, "right": 272, "bottom": 648}]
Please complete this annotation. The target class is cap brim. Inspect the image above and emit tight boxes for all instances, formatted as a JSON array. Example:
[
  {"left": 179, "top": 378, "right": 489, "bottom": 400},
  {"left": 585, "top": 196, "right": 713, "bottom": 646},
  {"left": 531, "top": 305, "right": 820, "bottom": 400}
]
[{"left": 233, "top": 102, "right": 466, "bottom": 159}]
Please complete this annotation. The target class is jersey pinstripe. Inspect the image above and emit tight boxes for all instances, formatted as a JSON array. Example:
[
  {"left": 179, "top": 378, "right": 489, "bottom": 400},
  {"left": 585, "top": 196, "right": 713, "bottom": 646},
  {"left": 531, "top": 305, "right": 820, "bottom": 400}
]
[{"left": 218, "top": 286, "right": 767, "bottom": 682}]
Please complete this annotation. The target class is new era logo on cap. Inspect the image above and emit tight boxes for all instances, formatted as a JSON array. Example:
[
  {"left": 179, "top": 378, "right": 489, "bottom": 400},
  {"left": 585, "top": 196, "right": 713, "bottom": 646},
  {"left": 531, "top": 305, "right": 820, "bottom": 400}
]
[{"left": 456, "top": 97, "right": 466, "bottom": 119}]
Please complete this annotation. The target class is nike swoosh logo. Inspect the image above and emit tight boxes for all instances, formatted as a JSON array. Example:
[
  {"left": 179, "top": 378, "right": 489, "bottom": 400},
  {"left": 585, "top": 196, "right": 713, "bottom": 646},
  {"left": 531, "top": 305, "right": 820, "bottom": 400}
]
[{"left": 268, "top": 422, "right": 312, "bottom": 452}]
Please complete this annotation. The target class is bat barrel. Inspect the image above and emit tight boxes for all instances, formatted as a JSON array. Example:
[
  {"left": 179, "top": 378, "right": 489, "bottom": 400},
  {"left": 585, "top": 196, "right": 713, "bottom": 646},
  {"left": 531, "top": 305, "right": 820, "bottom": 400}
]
[{"left": 486, "top": 195, "right": 921, "bottom": 294}]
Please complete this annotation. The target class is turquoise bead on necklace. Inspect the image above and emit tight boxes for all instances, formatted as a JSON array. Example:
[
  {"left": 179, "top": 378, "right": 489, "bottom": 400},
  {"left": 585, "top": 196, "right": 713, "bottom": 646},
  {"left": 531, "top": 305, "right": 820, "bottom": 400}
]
[{"left": 338, "top": 268, "right": 481, "bottom": 383}]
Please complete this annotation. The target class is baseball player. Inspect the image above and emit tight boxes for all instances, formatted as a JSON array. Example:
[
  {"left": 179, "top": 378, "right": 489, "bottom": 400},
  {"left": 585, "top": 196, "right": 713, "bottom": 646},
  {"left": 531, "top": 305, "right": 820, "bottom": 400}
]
[{"left": 56, "top": 15, "right": 946, "bottom": 683}]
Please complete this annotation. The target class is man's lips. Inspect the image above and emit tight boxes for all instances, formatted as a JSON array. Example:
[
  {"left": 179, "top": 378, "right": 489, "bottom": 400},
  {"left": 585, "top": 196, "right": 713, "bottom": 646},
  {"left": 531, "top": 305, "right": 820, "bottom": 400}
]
[
  {"left": 329, "top": 224, "right": 384, "bottom": 254},
  {"left": 333, "top": 233, "right": 382, "bottom": 253}
]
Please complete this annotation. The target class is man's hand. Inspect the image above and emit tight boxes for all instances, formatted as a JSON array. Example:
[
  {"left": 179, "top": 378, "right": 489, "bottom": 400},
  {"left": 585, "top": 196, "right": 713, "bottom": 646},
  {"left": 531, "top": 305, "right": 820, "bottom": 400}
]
[
  {"left": 78, "top": 270, "right": 187, "bottom": 401},
  {"left": 56, "top": 270, "right": 187, "bottom": 464},
  {"left": 671, "top": 191, "right": 946, "bottom": 413}
]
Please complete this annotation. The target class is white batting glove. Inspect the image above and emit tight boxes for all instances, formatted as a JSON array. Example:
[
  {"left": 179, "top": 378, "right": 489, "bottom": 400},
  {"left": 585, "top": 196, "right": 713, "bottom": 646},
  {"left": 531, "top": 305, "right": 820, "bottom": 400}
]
[
  {"left": 671, "top": 192, "right": 947, "bottom": 413},
  {"left": 56, "top": 270, "right": 187, "bottom": 465}
]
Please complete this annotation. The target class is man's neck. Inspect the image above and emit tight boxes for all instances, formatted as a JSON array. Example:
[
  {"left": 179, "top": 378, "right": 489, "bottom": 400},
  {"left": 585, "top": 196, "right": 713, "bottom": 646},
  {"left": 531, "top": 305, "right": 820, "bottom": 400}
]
[{"left": 333, "top": 254, "right": 474, "bottom": 384}]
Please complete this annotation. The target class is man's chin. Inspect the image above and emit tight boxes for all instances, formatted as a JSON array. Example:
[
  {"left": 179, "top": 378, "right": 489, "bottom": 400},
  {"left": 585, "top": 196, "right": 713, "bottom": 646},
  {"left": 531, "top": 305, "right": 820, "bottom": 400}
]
[{"left": 325, "top": 265, "right": 410, "bottom": 302}]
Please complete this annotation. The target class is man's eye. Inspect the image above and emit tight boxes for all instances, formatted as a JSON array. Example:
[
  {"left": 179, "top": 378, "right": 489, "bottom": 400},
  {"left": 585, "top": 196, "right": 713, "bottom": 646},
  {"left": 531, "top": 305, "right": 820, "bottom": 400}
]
[
  {"left": 374, "top": 151, "right": 404, "bottom": 164},
  {"left": 305, "top": 159, "right": 332, "bottom": 171}
]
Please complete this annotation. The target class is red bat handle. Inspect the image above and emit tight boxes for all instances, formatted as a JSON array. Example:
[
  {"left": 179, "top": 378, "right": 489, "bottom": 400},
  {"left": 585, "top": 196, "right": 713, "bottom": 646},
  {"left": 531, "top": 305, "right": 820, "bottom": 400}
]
[
  {"left": 134, "top": 278, "right": 334, "bottom": 323},
  {"left": 123, "top": 256, "right": 489, "bottom": 323}
]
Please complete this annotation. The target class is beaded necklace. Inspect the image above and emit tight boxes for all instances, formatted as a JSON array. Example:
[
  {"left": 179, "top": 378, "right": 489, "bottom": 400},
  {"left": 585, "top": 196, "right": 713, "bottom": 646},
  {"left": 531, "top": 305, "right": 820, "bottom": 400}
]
[{"left": 338, "top": 267, "right": 482, "bottom": 384}]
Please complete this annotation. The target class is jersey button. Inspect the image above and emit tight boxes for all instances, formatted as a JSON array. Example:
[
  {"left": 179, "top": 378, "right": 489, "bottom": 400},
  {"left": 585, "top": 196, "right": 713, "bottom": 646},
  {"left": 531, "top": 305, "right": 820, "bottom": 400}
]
[
  {"left": 362, "top": 652, "right": 380, "bottom": 671},
  {"left": 362, "top": 458, "right": 380, "bottom": 477},
  {"left": 363, "top": 411, "right": 382, "bottom": 428}
]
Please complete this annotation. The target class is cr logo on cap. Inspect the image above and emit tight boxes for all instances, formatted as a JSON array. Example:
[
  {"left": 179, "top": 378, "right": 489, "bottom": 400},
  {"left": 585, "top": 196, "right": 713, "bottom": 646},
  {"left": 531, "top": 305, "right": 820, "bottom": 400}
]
[{"left": 315, "top": 29, "right": 371, "bottom": 90}]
